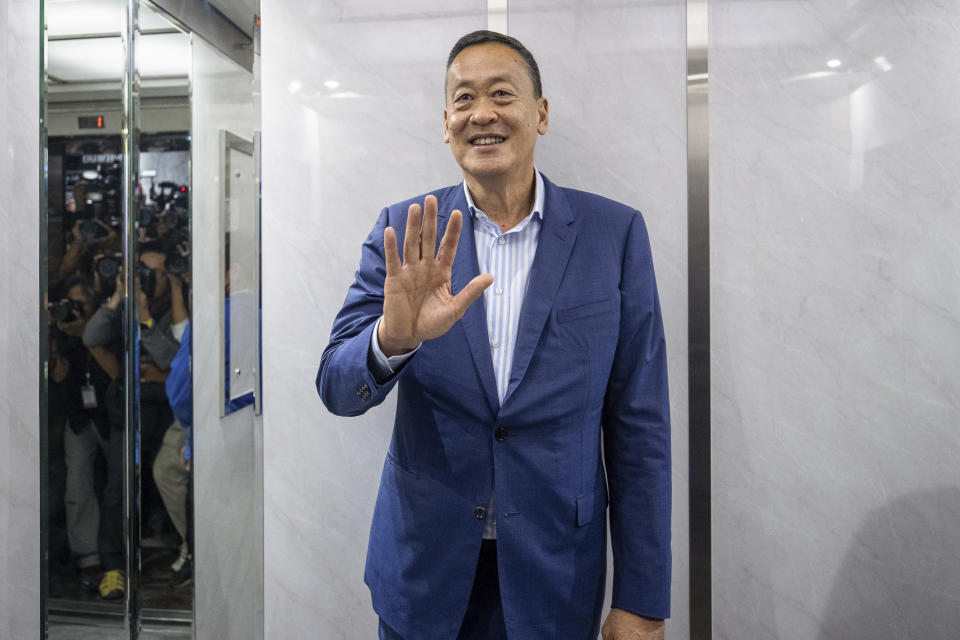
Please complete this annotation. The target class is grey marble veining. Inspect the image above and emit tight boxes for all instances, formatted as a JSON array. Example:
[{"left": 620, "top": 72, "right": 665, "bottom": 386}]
[
  {"left": 710, "top": 1, "right": 960, "bottom": 638},
  {"left": 0, "top": 0, "right": 41, "bottom": 637},
  {"left": 190, "top": 34, "right": 263, "bottom": 640},
  {"left": 260, "top": 2, "right": 484, "bottom": 638}
]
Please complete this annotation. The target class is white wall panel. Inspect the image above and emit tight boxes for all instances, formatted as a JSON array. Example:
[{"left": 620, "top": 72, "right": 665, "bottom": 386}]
[
  {"left": 260, "top": 3, "right": 485, "bottom": 638},
  {"left": 0, "top": 0, "right": 41, "bottom": 637},
  {"left": 190, "top": 34, "right": 262, "bottom": 640},
  {"left": 711, "top": 1, "right": 960, "bottom": 638}
]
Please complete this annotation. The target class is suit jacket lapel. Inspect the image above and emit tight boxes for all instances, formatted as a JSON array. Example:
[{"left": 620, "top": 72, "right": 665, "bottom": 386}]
[
  {"left": 504, "top": 178, "right": 577, "bottom": 403},
  {"left": 441, "top": 187, "right": 500, "bottom": 414}
]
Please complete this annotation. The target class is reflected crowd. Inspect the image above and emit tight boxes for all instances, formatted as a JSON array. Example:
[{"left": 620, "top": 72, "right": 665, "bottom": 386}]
[{"left": 46, "top": 134, "right": 194, "bottom": 609}]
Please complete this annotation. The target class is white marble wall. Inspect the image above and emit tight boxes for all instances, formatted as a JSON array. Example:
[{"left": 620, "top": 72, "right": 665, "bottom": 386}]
[
  {"left": 0, "top": 0, "right": 41, "bottom": 637},
  {"left": 190, "top": 33, "right": 263, "bottom": 640},
  {"left": 260, "top": 3, "right": 484, "bottom": 637},
  {"left": 710, "top": 1, "right": 960, "bottom": 638},
  {"left": 261, "top": 1, "right": 689, "bottom": 638},
  {"left": 507, "top": 2, "right": 689, "bottom": 637}
]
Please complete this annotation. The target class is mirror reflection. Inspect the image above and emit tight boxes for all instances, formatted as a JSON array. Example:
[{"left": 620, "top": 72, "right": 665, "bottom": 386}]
[{"left": 43, "top": 0, "right": 194, "bottom": 633}]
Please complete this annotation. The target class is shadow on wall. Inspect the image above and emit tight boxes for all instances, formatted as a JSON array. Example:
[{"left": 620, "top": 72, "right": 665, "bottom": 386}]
[{"left": 818, "top": 486, "right": 960, "bottom": 640}]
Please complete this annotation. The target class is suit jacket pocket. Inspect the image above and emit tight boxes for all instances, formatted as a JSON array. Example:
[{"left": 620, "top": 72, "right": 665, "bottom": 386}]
[
  {"left": 557, "top": 297, "right": 616, "bottom": 324},
  {"left": 385, "top": 451, "right": 419, "bottom": 479},
  {"left": 576, "top": 486, "right": 608, "bottom": 527}
]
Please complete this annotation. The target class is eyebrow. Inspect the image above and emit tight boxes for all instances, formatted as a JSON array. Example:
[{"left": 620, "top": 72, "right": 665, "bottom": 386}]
[{"left": 450, "top": 74, "right": 516, "bottom": 92}]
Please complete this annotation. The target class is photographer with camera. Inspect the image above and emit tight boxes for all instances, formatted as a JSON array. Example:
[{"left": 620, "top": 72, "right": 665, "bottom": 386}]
[
  {"left": 82, "top": 239, "right": 186, "bottom": 599},
  {"left": 48, "top": 274, "right": 120, "bottom": 593}
]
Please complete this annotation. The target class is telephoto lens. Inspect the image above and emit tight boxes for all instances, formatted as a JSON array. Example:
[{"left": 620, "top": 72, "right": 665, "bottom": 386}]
[{"left": 138, "top": 263, "right": 157, "bottom": 298}]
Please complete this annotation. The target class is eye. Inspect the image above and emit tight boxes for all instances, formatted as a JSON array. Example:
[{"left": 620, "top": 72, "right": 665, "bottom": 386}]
[{"left": 454, "top": 93, "right": 472, "bottom": 103}]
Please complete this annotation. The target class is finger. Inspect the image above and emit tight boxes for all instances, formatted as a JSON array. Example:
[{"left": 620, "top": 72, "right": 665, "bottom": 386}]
[
  {"left": 383, "top": 226, "right": 402, "bottom": 277},
  {"left": 403, "top": 203, "right": 422, "bottom": 264},
  {"left": 436, "top": 210, "right": 463, "bottom": 267},
  {"left": 452, "top": 273, "right": 494, "bottom": 318},
  {"left": 421, "top": 195, "right": 438, "bottom": 260}
]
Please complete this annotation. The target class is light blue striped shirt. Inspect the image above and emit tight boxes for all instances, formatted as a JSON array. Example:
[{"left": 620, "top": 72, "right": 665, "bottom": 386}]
[
  {"left": 463, "top": 169, "right": 545, "bottom": 405},
  {"left": 371, "top": 170, "right": 545, "bottom": 538}
]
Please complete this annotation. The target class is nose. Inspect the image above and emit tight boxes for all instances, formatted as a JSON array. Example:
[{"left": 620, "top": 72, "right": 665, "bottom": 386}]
[{"left": 468, "top": 98, "right": 498, "bottom": 125}]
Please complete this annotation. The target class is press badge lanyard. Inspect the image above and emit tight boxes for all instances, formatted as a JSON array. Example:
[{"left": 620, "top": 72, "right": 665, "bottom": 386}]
[{"left": 80, "top": 356, "right": 97, "bottom": 410}]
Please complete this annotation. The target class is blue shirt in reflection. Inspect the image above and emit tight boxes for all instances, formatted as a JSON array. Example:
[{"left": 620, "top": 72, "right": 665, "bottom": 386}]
[{"left": 165, "top": 301, "right": 255, "bottom": 461}]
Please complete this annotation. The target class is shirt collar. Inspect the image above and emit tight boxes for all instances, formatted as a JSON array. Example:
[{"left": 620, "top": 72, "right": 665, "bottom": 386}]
[{"left": 462, "top": 168, "right": 545, "bottom": 222}]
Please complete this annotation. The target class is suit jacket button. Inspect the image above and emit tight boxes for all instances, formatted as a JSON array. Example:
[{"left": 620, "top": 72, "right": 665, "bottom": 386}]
[
  {"left": 473, "top": 507, "right": 487, "bottom": 521},
  {"left": 494, "top": 427, "right": 508, "bottom": 442}
]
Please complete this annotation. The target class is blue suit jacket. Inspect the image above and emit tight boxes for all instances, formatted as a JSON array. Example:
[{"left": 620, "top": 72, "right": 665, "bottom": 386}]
[{"left": 317, "top": 176, "right": 671, "bottom": 640}]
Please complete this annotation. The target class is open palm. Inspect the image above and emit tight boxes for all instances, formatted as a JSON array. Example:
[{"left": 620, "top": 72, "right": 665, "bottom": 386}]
[{"left": 377, "top": 194, "right": 493, "bottom": 356}]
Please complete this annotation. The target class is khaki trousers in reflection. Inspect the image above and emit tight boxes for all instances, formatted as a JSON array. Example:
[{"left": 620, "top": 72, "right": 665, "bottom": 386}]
[{"left": 152, "top": 420, "right": 189, "bottom": 541}]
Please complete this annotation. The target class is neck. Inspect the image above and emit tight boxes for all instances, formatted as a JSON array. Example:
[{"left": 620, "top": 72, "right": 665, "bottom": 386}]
[{"left": 465, "top": 167, "right": 536, "bottom": 232}]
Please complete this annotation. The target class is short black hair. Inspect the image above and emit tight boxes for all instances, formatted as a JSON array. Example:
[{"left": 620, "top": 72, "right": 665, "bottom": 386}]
[{"left": 446, "top": 30, "right": 542, "bottom": 99}]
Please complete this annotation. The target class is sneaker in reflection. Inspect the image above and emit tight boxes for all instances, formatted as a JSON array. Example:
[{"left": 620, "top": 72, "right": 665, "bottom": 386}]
[
  {"left": 171, "top": 541, "right": 189, "bottom": 572},
  {"left": 99, "top": 569, "right": 125, "bottom": 600},
  {"left": 77, "top": 564, "right": 103, "bottom": 593},
  {"left": 170, "top": 554, "right": 192, "bottom": 588}
]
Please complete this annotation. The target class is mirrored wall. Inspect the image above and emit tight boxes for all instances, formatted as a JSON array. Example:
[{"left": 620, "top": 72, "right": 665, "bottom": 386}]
[{"left": 41, "top": 0, "right": 260, "bottom": 637}]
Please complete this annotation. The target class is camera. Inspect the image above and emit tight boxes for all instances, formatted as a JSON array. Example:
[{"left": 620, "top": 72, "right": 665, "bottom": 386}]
[
  {"left": 138, "top": 262, "right": 157, "bottom": 298},
  {"left": 79, "top": 218, "right": 110, "bottom": 241},
  {"left": 164, "top": 228, "right": 191, "bottom": 281},
  {"left": 95, "top": 252, "right": 123, "bottom": 293},
  {"left": 50, "top": 298, "right": 84, "bottom": 324}
]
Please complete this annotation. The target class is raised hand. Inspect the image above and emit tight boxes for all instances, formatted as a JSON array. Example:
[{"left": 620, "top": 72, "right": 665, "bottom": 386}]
[{"left": 377, "top": 194, "right": 493, "bottom": 356}]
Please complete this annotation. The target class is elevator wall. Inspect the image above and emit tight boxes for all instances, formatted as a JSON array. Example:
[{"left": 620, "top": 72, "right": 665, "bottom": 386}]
[
  {"left": 710, "top": 1, "right": 960, "bottom": 638},
  {"left": 259, "top": 1, "right": 690, "bottom": 638},
  {"left": 0, "top": 0, "right": 41, "bottom": 637},
  {"left": 190, "top": 34, "right": 264, "bottom": 639}
]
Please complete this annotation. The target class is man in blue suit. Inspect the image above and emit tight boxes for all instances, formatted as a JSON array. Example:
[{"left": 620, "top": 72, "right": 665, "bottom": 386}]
[{"left": 317, "top": 30, "right": 670, "bottom": 640}]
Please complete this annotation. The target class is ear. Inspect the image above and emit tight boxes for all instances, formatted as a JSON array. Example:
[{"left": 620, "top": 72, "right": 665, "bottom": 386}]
[
  {"left": 443, "top": 108, "right": 451, "bottom": 144},
  {"left": 537, "top": 97, "right": 549, "bottom": 135}
]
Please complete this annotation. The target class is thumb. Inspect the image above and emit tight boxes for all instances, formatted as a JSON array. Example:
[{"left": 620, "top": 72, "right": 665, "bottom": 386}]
[{"left": 452, "top": 274, "right": 494, "bottom": 318}]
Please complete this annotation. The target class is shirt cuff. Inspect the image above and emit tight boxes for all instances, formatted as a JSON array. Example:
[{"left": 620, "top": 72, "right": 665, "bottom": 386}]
[{"left": 369, "top": 317, "right": 420, "bottom": 377}]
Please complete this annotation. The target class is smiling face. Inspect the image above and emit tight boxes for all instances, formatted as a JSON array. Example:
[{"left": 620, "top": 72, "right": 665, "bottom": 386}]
[{"left": 443, "top": 42, "right": 548, "bottom": 186}]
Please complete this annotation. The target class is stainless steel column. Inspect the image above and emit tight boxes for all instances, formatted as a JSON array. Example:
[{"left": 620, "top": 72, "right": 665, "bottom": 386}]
[
  {"left": 121, "top": 0, "right": 141, "bottom": 635},
  {"left": 686, "top": 1, "right": 711, "bottom": 638}
]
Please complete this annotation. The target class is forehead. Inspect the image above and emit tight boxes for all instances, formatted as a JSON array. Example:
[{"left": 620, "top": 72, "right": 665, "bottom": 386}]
[
  {"left": 67, "top": 284, "right": 88, "bottom": 301},
  {"left": 446, "top": 42, "right": 531, "bottom": 92},
  {"left": 141, "top": 251, "right": 166, "bottom": 266}
]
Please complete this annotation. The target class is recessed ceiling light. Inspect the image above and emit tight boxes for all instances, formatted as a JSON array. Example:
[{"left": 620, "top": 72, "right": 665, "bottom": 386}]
[
  {"left": 826, "top": 59, "right": 842, "bottom": 69},
  {"left": 324, "top": 80, "right": 340, "bottom": 90}
]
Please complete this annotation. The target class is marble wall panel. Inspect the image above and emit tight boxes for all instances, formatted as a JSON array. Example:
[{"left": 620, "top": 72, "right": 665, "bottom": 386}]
[
  {"left": 0, "top": 0, "right": 41, "bottom": 637},
  {"left": 190, "top": 33, "right": 263, "bottom": 640},
  {"left": 710, "top": 1, "right": 960, "bottom": 638},
  {"left": 260, "top": 3, "right": 486, "bottom": 636},
  {"left": 507, "top": 2, "right": 689, "bottom": 637}
]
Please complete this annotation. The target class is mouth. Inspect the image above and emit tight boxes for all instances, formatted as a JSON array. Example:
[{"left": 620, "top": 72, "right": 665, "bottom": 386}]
[{"left": 470, "top": 136, "right": 506, "bottom": 146}]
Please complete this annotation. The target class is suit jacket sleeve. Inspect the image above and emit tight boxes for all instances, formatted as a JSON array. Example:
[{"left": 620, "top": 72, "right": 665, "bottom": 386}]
[
  {"left": 602, "top": 210, "right": 672, "bottom": 619},
  {"left": 316, "top": 207, "right": 406, "bottom": 416}
]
